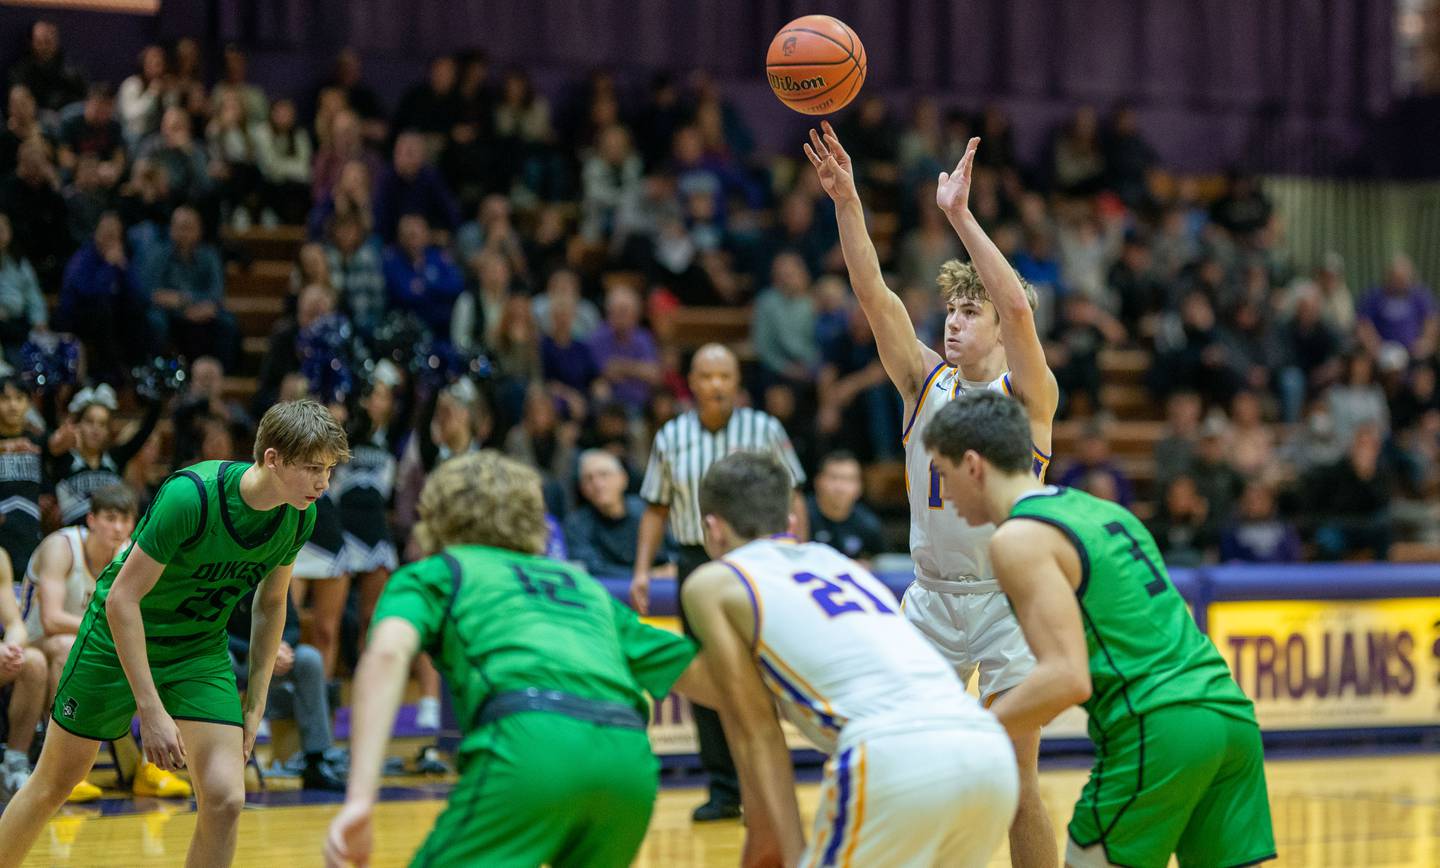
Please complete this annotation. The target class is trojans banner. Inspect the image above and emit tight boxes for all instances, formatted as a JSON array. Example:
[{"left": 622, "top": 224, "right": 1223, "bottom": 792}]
[{"left": 1208, "top": 597, "right": 1440, "bottom": 731}]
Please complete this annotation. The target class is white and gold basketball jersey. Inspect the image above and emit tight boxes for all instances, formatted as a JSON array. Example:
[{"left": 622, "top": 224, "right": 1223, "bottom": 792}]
[
  {"left": 901, "top": 363, "right": 1051, "bottom": 585},
  {"left": 21, "top": 527, "right": 98, "bottom": 637},
  {"left": 721, "top": 536, "right": 995, "bottom": 753}
]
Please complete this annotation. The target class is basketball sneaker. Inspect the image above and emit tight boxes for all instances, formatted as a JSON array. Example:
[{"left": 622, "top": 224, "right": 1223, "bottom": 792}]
[
  {"left": 67, "top": 779, "right": 103, "bottom": 803},
  {"left": 132, "top": 761, "right": 193, "bottom": 799}
]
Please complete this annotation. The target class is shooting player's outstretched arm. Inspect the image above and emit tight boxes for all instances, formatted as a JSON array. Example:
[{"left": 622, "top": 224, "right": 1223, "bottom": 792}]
[
  {"left": 937, "top": 138, "right": 1059, "bottom": 425},
  {"left": 806, "top": 121, "right": 941, "bottom": 401}
]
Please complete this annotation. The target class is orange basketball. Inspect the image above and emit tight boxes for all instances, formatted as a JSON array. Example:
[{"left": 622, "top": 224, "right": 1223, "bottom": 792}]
[{"left": 766, "top": 15, "right": 866, "bottom": 115}]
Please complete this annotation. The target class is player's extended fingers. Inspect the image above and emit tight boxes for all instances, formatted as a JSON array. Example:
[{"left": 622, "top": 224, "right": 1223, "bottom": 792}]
[
  {"left": 807, "top": 127, "right": 828, "bottom": 159},
  {"left": 802, "top": 142, "right": 822, "bottom": 168},
  {"left": 822, "top": 121, "right": 848, "bottom": 158}
]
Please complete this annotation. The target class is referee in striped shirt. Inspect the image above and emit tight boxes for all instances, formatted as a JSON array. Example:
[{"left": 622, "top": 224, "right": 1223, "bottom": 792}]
[{"left": 630, "top": 343, "right": 807, "bottom": 822}]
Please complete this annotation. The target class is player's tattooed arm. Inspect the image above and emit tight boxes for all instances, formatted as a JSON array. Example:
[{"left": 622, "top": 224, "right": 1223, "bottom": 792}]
[
  {"left": 937, "top": 138, "right": 1059, "bottom": 423},
  {"left": 805, "top": 120, "right": 940, "bottom": 398},
  {"left": 682, "top": 564, "right": 805, "bottom": 867},
  {"left": 985, "top": 520, "right": 1092, "bottom": 738}
]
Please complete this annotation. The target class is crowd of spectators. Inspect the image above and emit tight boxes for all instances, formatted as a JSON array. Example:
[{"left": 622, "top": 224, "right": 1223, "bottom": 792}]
[{"left": 0, "top": 21, "right": 1436, "bottom": 641}]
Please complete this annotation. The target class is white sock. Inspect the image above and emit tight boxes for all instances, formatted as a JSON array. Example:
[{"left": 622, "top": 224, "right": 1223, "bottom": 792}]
[
  {"left": 3, "top": 747, "right": 26, "bottom": 766},
  {"left": 416, "top": 697, "right": 441, "bottom": 729}
]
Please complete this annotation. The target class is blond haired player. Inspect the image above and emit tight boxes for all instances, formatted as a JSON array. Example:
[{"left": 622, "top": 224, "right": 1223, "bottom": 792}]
[
  {"left": 0, "top": 400, "right": 349, "bottom": 868},
  {"left": 684, "top": 451, "right": 1018, "bottom": 867},
  {"left": 806, "top": 123, "right": 1059, "bottom": 866}
]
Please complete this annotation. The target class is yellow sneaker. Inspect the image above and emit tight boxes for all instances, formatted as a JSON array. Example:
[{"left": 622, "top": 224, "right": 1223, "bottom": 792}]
[
  {"left": 66, "top": 780, "right": 103, "bottom": 803},
  {"left": 132, "top": 762, "right": 192, "bottom": 799}
]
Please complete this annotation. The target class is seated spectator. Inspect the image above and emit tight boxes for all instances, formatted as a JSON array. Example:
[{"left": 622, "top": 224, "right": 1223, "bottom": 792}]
[
  {"left": 564, "top": 449, "right": 673, "bottom": 576},
  {"left": 171, "top": 356, "right": 253, "bottom": 464},
  {"left": 1313, "top": 252, "right": 1356, "bottom": 334},
  {"left": 253, "top": 99, "right": 313, "bottom": 225},
  {"left": 57, "top": 213, "right": 148, "bottom": 382},
  {"left": 1101, "top": 104, "right": 1158, "bottom": 208},
  {"left": 1306, "top": 424, "right": 1394, "bottom": 561},
  {"left": 1275, "top": 283, "right": 1343, "bottom": 422},
  {"left": 1220, "top": 483, "right": 1301, "bottom": 564},
  {"left": 0, "top": 543, "right": 47, "bottom": 804},
  {"left": 115, "top": 157, "right": 173, "bottom": 252},
  {"left": 373, "top": 131, "right": 460, "bottom": 242},
  {"left": 209, "top": 44, "right": 268, "bottom": 125},
  {"left": 1327, "top": 351, "right": 1390, "bottom": 447},
  {"left": 817, "top": 304, "right": 900, "bottom": 461},
  {"left": 136, "top": 107, "right": 212, "bottom": 216},
  {"left": 451, "top": 249, "right": 516, "bottom": 353},
  {"left": 1050, "top": 106, "right": 1106, "bottom": 196},
  {"left": 138, "top": 205, "right": 238, "bottom": 368},
  {"left": 308, "top": 158, "right": 373, "bottom": 241},
  {"left": 7, "top": 21, "right": 84, "bottom": 117},
  {"left": 752, "top": 251, "right": 819, "bottom": 389},
  {"left": 324, "top": 212, "right": 386, "bottom": 339},
  {"left": 504, "top": 384, "right": 579, "bottom": 499},
  {"left": 589, "top": 282, "right": 661, "bottom": 416},
  {"left": 290, "top": 241, "right": 332, "bottom": 297},
  {"left": 63, "top": 154, "right": 114, "bottom": 245},
  {"left": 494, "top": 69, "right": 558, "bottom": 198},
  {"left": 1, "top": 84, "right": 50, "bottom": 180},
  {"left": 1056, "top": 419, "right": 1135, "bottom": 507},
  {"left": 317, "top": 49, "right": 387, "bottom": 143},
  {"left": 393, "top": 55, "right": 462, "bottom": 141},
  {"left": 1228, "top": 389, "right": 1279, "bottom": 482},
  {"left": 806, "top": 451, "right": 886, "bottom": 563},
  {"left": 455, "top": 193, "right": 528, "bottom": 279},
  {"left": 1149, "top": 290, "right": 1239, "bottom": 406},
  {"left": 254, "top": 284, "right": 338, "bottom": 414},
  {"left": 540, "top": 287, "right": 599, "bottom": 398},
  {"left": 580, "top": 124, "right": 642, "bottom": 242},
  {"left": 382, "top": 214, "right": 463, "bottom": 339},
  {"left": 1185, "top": 413, "right": 1245, "bottom": 523},
  {"left": 487, "top": 295, "right": 542, "bottom": 424},
  {"left": 226, "top": 590, "right": 346, "bottom": 791},
  {"left": 57, "top": 83, "right": 125, "bottom": 187},
  {"left": 0, "top": 138, "right": 70, "bottom": 291},
  {"left": 1108, "top": 233, "right": 1165, "bottom": 336},
  {"left": 206, "top": 90, "right": 263, "bottom": 229},
  {"left": 766, "top": 192, "right": 837, "bottom": 280},
  {"left": 1049, "top": 293, "right": 1125, "bottom": 419},
  {"left": 897, "top": 184, "right": 962, "bottom": 291},
  {"left": 1153, "top": 389, "right": 1203, "bottom": 485},
  {"left": 168, "top": 38, "right": 210, "bottom": 122},
  {"left": 0, "top": 213, "right": 46, "bottom": 368},
  {"left": 1392, "top": 361, "right": 1440, "bottom": 434},
  {"left": 310, "top": 109, "right": 383, "bottom": 206},
  {"left": 117, "top": 45, "right": 167, "bottom": 147},
  {"left": 532, "top": 268, "right": 600, "bottom": 342},
  {"left": 1357, "top": 253, "right": 1438, "bottom": 361},
  {"left": 1146, "top": 473, "right": 1218, "bottom": 568},
  {"left": 1209, "top": 170, "right": 1272, "bottom": 238}
]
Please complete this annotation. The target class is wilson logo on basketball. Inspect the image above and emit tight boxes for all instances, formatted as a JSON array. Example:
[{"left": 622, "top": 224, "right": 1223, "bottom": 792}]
[{"left": 768, "top": 73, "right": 826, "bottom": 93}]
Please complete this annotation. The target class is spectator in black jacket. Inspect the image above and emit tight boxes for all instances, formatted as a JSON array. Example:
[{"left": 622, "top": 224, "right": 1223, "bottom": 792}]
[
  {"left": 1307, "top": 424, "right": 1394, "bottom": 560},
  {"left": 805, "top": 451, "right": 886, "bottom": 564},
  {"left": 7, "top": 21, "right": 85, "bottom": 116},
  {"left": 564, "top": 449, "right": 674, "bottom": 577}
]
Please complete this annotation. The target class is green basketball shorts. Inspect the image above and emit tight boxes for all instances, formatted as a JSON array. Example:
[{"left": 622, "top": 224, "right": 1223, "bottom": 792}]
[{"left": 1067, "top": 703, "right": 1276, "bottom": 868}]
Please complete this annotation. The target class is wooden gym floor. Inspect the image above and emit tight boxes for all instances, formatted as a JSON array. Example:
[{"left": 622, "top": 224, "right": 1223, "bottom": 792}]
[{"left": 14, "top": 748, "right": 1440, "bottom": 867}]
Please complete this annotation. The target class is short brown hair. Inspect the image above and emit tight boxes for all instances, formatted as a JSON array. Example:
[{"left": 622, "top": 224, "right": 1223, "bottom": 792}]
[
  {"left": 936, "top": 259, "right": 1038, "bottom": 314},
  {"left": 89, "top": 483, "right": 138, "bottom": 518},
  {"left": 699, "top": 452, "right": 793, "bottom": 539},
  {"left": 253, "top": 399, "right": 351, "bottom": 465},
  {"left": 414, "top": 451, "right": 547, "bottom": 555}
]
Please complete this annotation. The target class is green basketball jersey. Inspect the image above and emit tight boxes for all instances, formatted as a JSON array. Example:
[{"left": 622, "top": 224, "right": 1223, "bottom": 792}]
[
  {"left": 1007, "top": 486, "right": 1254, "bottom": 738},
  {"left": 372, "top": 544, "right": 697, "bottom": 756},
  {"left": 84, "top": 461, "right": 315, "bottom": 658}
]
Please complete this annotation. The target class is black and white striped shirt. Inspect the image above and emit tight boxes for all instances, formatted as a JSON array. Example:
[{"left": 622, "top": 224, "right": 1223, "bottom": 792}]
[{"left": 640, "top": 407, "right": 806, "bottom": 545}]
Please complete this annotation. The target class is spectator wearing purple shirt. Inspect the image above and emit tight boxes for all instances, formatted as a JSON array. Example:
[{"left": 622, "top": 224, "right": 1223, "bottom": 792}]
[
  {"left": 372, "top": 131, "right": 460, "bottom": 242},
  {"left": 540, "top": 289, "right": 599, "bottom": 395},
  {"left": 1220, "top": 482, "right": 1302, "bottom": 563},
  {"left": 1357, "top": 253, "right": 1438, "bottom": 360},
  {"left": 589, "top": 283, "right": 661, "bottom": 414},
  {"left": 382, "top": 214, "right": 463, "bottom": 336}
]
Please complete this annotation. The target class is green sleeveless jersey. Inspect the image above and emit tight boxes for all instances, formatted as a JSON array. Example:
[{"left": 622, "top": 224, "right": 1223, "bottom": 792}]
[
  {"left": 1007, "top": 486, "right": 1254, "bottom": 738},
  {"left": 84, "top": 461, "right": 315, "bottom": 660},
  {"left": 372, "top": 544, "right": 696, "bottom": 757}
]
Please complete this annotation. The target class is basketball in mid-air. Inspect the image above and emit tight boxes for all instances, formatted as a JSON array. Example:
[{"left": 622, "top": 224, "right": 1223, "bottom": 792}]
[{"left": 765, "top": 15, "right": 866, "bottom": 115}]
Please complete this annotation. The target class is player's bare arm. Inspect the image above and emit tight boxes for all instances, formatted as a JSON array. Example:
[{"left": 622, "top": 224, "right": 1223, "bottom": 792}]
[
  {"left": 0, "top": 554, "right": 28, "bottom": 650},
  {"left": 242, "top": 563, "right": 295, "bottom": 760},
  {"left": 326, "top": 616, "right": 418, "bottom": 868},
  {"left": 805, "top": 121, "right": 941, "bottom": 401},
  {"left": 937, "top": 138, "right": 1060, "bottom": 436},
  {"left": 682, "top": 563, "right": 805, "bottom": 867},
  {"left": 33, "top": 534, "right": 83, "bottom": 635},
  {"left": 630, "top": 502, "right": 669, "bottom": 615},
  {"left": 104, "top": 545, "right": 186, "bottom": 771},
  {"left": 985, "top": 521, "right": 1091, "bottom": 738}
]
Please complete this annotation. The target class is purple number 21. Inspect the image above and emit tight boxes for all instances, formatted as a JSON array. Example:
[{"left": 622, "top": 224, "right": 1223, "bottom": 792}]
[{"left": 792, "top": 572, "right": 894, "bottom": 618}]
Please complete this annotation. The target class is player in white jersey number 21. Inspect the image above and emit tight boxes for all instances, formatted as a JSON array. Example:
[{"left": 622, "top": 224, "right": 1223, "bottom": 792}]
[
  {"left": 806, "top": 123, "right": 1060, "bottom": 867},
  {"left": 684, "top": 453, "right": 1019, "bottom": 867}
]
